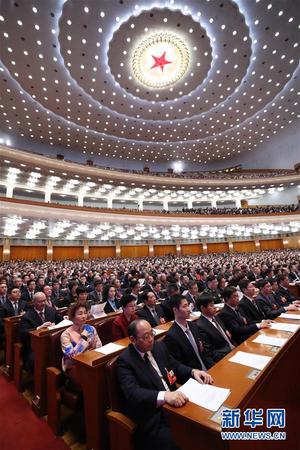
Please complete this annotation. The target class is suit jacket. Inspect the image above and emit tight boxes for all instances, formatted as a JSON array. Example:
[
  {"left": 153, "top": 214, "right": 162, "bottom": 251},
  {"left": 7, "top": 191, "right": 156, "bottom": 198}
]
[
  {"left": 196, "top": 315, "right": 234, "bottom": 362},
  {"left": 197, "top": 280, "right": 207, "bottom": 292},
  {"left": 136, "top": 304, "right": 166, "bottom": 327},
  {"left": 117, "top": 341, "right": 192, "bottom": 433},
  {"left": 104, "top": 297, "right": 121, "bottom": 314},
  {"left": 87, "top": 290, "right": 102, "bottom": 303},
  {"left": 0, "top": 299, "right": 28, "bottom": 319},
  {"left": 184, "top": 292, "right": 198, "bottom": 311},
  {"left": 21, "top": 289, "right": 35, "bottom": 303},
  {"left": 218, "top": 304, "right": 258, "bottom": 345},
  {"left": 19, "top": 306, "right": 62, "bottom": 340},
  {"left": 164, "top": 321, "right": 215, "bottom": 370},
  {"left": 237, "top": 296, "right": 265, "bottom": 324},
  {"left": 255, "top": 293, "right": 285, "bottom": 319},
  {"left": 201, "top": 288, "right": 223, "bottom": 304},
  {"left": 278, "top": 285, "right": 300, "bottom": 304}
]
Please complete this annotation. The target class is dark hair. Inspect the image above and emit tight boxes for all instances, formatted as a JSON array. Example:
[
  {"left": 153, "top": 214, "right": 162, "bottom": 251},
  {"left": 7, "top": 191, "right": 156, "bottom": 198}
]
[
  {"left": 223, "top": 286, "right": 237, "bottom": 302},
  {"left": 239, "top": 279, "right": 252, "bottom": 293},
  {"left": 196, "top": 295, "right": 215, "bottom": 310},
  {"left": 8, "top": 286, "right": 20, "bottom": 295},
  {"left": 171, "top": 294, "right": 187, "bottom": 310},
  {"left": 102, "top": 284, "right": 115, "bottom": 302},
  {"left": 68, "top": 280, "right": 79, "bottom": 290},
  {"left": 94, "top": 280, "right": 102, "bottom": 287},
  {"left": 68, "top": 302, "right": 87, "bottom": 320},
  {"left": 27, "top": 279, "right": 36, "bottom": 286},
  {"left": 76, "top": 286, "right": 87, "bottom": 296},
  {"left": 277, "top": 274, "right": 288, "bottom": 284},
  {"left": 188, "top": 280, "right": 198, "bottom": 290},
  {"left": 120, "top": 294, "right": 136, "bottom": 308},
  {"left": 167, "top": 283, "right": 179, "bottom": 295},
  {"left": 128, "top": 318, "right": 145, "bottom": 338},
  {"left": 207, "top": 275, "right": 217, "bottom": 283},
  {"left": 258, "top": 279, "right": 271, "bottom": 289}
]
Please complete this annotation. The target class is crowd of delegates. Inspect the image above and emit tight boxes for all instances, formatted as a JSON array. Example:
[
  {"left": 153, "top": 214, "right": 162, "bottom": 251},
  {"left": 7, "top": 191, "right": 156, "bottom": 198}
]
[
  {"left": 0, "top": 249, "right": 299, "bottom": 449},
  {"left": 174, "top": 204, "right": 300, "bottom": 215}
]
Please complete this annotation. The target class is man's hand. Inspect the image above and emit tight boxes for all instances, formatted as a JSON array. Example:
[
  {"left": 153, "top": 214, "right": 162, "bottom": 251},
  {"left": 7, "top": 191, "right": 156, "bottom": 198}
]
[
  {"left": 285, "top": 304, "right": 299, "bottom": 311},
  {"left": 192, "top": 369, "right": 213, "bottom": 385},
  {"left": 37, "top": 321, "right": 52, "bottom": 330},
  {"left": 164, "top": 391, "right": 188, "bottom": 408},
  {"left": 292, "top": 300, "right": 300, "bottom": 306},
  {"left": 259, "top": 320, "right": 272, "bottom": 329}
]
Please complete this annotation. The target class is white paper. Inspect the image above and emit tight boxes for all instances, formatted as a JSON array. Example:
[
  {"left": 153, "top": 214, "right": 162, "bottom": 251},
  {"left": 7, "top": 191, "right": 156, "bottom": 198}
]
[
  {"left": 154, "top": 328, "right": 165, "bottom": 336},
  {"left": 252, "top": 335, "right": 288, "bottom": 347},
  {"left": 214, "top": 303, "right": 225, "bottom": 309},
  {"left": 94, "top": 342, "right": 125, "bottom": 355},
  {"left": 178, "top": 378, "right": 230, "bottom": 412},
  {"left": 279, "top": 313, "right": 300, "bottom": 320},
  {"left": 48, "top": 319, "right": 73, "bottom": 329},
  {"left": 228, "top": 351, "right": 272, "bottom": 370},
  {"left": 270, "top": 322, "right": 300, "bottom": 333},
  {"left": 90, "top": 303, "right": 107, "bottom": 318},
  {"left": 190, "top": 311, "right": 201, "bottom": 318}
]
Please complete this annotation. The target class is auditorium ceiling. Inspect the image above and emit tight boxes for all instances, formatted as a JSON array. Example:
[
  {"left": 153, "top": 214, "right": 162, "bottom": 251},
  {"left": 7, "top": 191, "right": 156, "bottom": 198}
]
[{"left": 0, "top": 0, "right": 299, "bottom": 167}]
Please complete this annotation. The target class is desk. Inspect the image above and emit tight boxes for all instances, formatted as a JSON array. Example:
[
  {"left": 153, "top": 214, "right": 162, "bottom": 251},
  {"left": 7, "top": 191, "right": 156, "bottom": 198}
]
[
  {"left": 289, "top": 283, "right": 300, "bottom": 298},
  {"left": 164, "top": 311, "right": 300, "bottom": 450},
  {"left": 2, "top": 316, "right": 22, "bottom": 380},
  {"left": 30, "top": 311, "right": 120, "bottom": 417},
  {"left": 74, "top": 320, "right": 173, "bottom": 450}
]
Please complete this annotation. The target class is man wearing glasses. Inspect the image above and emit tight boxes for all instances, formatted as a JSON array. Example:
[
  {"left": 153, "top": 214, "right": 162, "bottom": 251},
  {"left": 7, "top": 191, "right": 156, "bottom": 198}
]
[{"left": 117, "top": 318, "right": 213, "bottom": 450}]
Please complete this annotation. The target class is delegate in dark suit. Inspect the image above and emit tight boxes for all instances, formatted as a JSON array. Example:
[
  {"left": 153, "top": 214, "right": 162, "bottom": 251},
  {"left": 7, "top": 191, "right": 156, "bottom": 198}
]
[
  {"left": 20, "top": 306, "right": 62, "bottom": 370},
  {"left": 164, "top": 321, "right": 215, "bottom": 369},
  {"left": 255, "top": 293, "right": 285, "bottom": 319},
  {"left": 238, "top": 296, "right": 265, "bottom": 324},
  {"left": 117, "top": 341, "right": 192, "bottom": 450},
  {"left": 196, "top": 314, "right": 234, "bottom": 362},
  {"left": 218, "top": 304, "right": 258, "bottom": 345},
  {"left": 136, "top": 304, "right": 165, "bottom": 327},
  {"left": 0, "top": 299, "right": 28, "bottom": 318}
]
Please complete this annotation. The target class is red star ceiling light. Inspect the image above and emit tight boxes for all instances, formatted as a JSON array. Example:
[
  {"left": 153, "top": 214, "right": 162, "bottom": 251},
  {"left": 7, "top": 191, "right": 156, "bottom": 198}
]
[{"left": 151, "top": 51, "right": 172, "bottom": 71}]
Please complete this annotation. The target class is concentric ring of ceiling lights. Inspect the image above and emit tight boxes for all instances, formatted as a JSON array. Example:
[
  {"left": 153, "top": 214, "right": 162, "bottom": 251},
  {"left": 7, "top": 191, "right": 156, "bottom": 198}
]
[{"left": 0, "top": 0, "right": 299, "bottom": 165}]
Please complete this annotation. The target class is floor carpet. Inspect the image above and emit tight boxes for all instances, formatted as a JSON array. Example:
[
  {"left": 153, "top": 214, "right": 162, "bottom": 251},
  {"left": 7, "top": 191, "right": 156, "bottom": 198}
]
[{"left": 0, "top": 374, "right": 70, "bottom": 450}]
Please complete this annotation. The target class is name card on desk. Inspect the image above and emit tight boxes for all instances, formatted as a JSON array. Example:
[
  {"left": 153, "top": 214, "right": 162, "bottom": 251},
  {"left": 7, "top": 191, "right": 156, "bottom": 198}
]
[
  {"left": 279, "top": 313, "right": 300, "bottom": 320},
  {"left": 228, "top": 351, "right": 272, "bottom": 371},
  {"left": 270, "top": 322, "right": 300, "bottom": 333},
  {"left": 95, "top": 342, "right": 125, "bottom": 355},
  {"left": 252, "top": 335, "right": 288, "bottom": 347},
  {"left": 178, "top": 378, "right": 230, "bottom": 412}
]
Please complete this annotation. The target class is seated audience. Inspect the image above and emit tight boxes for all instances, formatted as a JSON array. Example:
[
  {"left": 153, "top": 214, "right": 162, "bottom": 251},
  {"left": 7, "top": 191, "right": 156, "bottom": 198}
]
[
  {"left": 0, "top": 281, "right": 8, "bottom": 305},
  {"left": 276, "top": 274, "right": 300, "bottom": 305},
  {"left": 238, "top": 279, "right": 267, "bottom": 323},
  {"left": 136, "top": 290, "right": 166, "bottom": 327},
  {"left": 201, "top": 275, "right": 223, "bottom": 304},
  {"left": 19, "top": 292, "right": 62, "bottom": 371},
  {"left": 117, "top": 319, "right": 213, "bottom": 450},
  {"left": 112, "top": 294, "right": 137, "bottom": 341},
  {"left": 60, "top": 303, "right": 102, "bottom": 390},
  {"left": 256, "top": 279, "right": 299, "bottom": 319},
  {"left": 196, "top": 295, "right": 235, "bottom": 362},
  {"left": 102, "top": 284, "right": 121, "bottom": 314},
  {"left": 0, "top": 287, "right": 28, "bottom": 319},
  {"left": 21, "top": 279, "right": 36, "bottom": 303},
  {"left": 218, "top": 286, "right": 270, "bottom": 345},
  {"left": 164, "top": 294, "right": 215, "bottom": 369},
  {"left": 184, "top": 281, "right": 199, "bottom": 312},
  {"left": 87, "top": 279, "right": 103, "bottom": 303}
]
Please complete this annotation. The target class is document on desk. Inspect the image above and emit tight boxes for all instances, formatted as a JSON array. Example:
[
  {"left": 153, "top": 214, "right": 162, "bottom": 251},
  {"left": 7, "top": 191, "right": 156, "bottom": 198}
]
[
  {"left": 228, "top": 351, "right": 272, "bottom": 370},
  {"left": 279, "top": 313, "right": 300, "bottom": 320},
  {"left": 48, "top": 319, "right": 73, "bottom": 329},
  {"left": 178, "top": 378, "right": 230, "bottom": 412},
  {"left": 95, "top": 342, "right": 125, "bottom": 355},
  {"left": 154, "top": 328, "right": 165, "bottom": 336},
  {"left": 270, "top": 322, "right": 300, "bottom": 333},
  {"left": 252, "top": 335, "right": 288, "bottom": 347},
  {"left": 214, "top": 303, "right": 224, "bottom": 309}
]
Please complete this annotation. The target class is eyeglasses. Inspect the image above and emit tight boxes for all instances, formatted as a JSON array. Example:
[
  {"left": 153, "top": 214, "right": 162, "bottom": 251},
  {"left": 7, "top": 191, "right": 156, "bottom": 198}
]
[{"left": 137, "top": 329, "right": 156, "bottom": 341}]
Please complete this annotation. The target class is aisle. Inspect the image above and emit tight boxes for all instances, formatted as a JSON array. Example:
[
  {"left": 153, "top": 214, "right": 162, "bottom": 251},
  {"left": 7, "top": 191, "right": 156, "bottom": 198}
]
[{"left": 0, "top": 374, "right": 70, "bottom": 450}]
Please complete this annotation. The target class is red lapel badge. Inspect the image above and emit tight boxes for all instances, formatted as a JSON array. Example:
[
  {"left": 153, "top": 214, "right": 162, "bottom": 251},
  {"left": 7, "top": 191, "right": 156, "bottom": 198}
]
[{"left": 165, "top": 368, "right": 177, "bottom": 385}]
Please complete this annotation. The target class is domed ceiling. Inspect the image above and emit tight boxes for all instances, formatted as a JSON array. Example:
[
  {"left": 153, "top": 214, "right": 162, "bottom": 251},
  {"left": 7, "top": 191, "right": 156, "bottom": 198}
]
[{"left": 0, "top": 0, "right": 299, "bottom": 166}]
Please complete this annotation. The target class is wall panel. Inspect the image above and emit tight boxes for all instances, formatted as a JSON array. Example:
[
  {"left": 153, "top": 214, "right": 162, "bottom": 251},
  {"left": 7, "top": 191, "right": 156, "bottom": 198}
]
[
  {"left": 89, "top": 246, "right": 116, "bottom": 258},
  {"left": 181, "top": 244, "right": 203, "bottom": 255},
  {"left": 154, "top": 245, "right": 176, "bottom": 256},
  {"left": 10, "top": 246, "right": 47, "bottom": 260},
  {"left": 207, "top": 242, "right": 229, "bottom": 254},
  {"left": 52, "top": 246, "right": 84, "bottom": 260},
  {"left": 120, "top": 245, "right": 149, "bottom": 258},
  {"left": 260, "top": 239, "right": 283, "bottom": 250},
  {"left": 233, "top": 241, "right": 256, "bottom": 253}
]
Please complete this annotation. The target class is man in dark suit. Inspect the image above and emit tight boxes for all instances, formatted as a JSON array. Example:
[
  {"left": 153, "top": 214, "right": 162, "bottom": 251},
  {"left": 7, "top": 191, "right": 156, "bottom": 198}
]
[
  {"left": 238, "top": 279, "right": 267, "bottom": 324},
  {"left": 161, "top": 284, "right": 180, "bottom": 321},
  {"left": 196, "top": 295, "right": 235, "bottom": 363},
  {"left": 136, "top": 290, "right": 166, "bottom": 327},
  {"left": 20, "top": 292, "right": 62, "bottom": 371},
  {"left": 256, "top": 279, "right": 298, "bottom": 319},
  {"left": 184, "top": 281, "right": 199, "bottom": 311},
  {"left": 0, "top": 287, "right": 28, "bottom": 319},
  {"left": 197, "top": 270, "right": 207, "bottom": 292},
  {"left": 218, "top": 287, "right": 270, "bottom": 345},
  {"left": 117, "top": 319, "right": 213, "bottom": 450},
  {"left": 200, "top": 276, "right": 223, "bottom": 304},
  {"left": 164, "top": 294, "right": 215, "bottom": 370},
  {"left": 21, "top": 279, "right": 36, "bottom": 303},
  {"left": 277, "top": 274, "right": 300, "bottom": 305},
  {"left": 0, "top": 281, "right": 8, "bottom": 305},
  {"left": 87, "top": 279, "right": 103, "bottom": 303}
]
